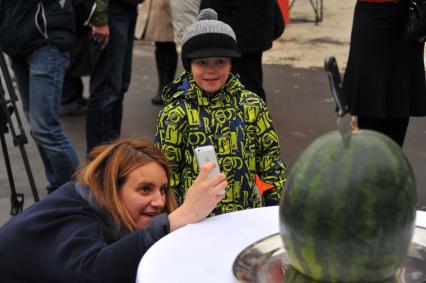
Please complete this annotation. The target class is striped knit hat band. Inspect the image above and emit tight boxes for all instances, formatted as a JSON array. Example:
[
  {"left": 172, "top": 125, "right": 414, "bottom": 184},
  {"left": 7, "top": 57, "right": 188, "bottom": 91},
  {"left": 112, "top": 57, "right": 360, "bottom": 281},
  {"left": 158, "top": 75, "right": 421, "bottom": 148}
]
[{"left": 181, "top": 9, "right": 241, "bottom": 71}]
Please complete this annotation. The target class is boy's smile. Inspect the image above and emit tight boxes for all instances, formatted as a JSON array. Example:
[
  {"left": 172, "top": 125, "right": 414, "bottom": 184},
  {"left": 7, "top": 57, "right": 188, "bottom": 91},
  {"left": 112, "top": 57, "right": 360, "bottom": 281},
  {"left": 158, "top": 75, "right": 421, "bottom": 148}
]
[{"left": 191, "top": 57, "right": 232, "bottom": 94}]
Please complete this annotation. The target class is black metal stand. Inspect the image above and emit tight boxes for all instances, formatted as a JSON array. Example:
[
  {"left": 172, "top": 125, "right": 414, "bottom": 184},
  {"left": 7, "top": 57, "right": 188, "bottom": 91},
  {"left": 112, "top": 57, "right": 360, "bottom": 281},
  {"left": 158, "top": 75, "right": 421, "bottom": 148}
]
[
  {"left": 0, "top": 50, "right": 39, "bottom": 216},
  {"left": 289, "top": 0, "right": 323, "bottom": 25}
]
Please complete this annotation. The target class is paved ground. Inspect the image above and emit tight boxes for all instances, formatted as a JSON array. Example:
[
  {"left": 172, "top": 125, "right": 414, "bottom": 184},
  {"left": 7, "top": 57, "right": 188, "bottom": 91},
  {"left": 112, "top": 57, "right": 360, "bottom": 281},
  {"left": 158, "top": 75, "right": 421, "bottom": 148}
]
[{"left": 1, "top": 39, "right": 425, "bottom": 226}]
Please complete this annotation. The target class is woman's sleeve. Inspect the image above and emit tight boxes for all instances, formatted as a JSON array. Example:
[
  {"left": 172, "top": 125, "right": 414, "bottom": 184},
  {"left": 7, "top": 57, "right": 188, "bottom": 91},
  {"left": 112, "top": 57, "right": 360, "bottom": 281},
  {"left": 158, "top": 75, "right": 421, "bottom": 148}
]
[
  {"left": 92, "top": 0, "right": 109, "bottom": 26},
  {"left": 255, "top": 101, "right": 287, "bottom": 206},
  {"left": 57, "top": 213, "right": 170, "bottom": 283}
]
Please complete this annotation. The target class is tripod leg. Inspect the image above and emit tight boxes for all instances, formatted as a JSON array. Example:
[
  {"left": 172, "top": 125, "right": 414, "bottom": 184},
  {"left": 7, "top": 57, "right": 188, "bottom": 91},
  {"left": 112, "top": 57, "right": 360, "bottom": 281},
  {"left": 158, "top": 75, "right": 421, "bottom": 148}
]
[
  {"left": 0, "top": 133, "right": 24, "bottom": 215},
  {"left": 17, "top": 143, "right": 39, "bottom": 202},
  {"left": 0, "top": 50, "right": 39, "bottom": 203}
]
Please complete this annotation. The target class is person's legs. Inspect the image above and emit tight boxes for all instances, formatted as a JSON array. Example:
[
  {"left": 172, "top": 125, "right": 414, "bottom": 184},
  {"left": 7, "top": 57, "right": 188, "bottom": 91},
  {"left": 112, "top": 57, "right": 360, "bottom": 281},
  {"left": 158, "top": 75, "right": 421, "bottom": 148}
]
[
  {"left": 60, "top": 76, "right": 86, "bottom": 115},
  {"left": 11, "top": 46, "right": 80, "bottom": 193},
  {"left": 357, "top": 116, "right": 409, "bottom": 147},
  {"left": 10, "top": 57, "right": 30, "bottom": 119},
  {"left": 164, "top": 42, "right": 178, "bottom": 87},
  {"left": 112, "top": 7, "right": 137, "bottom": 134},
  {"left": 86, "top": 3, "right": 137, "bottom": 152},
  {"left": 152, "top": 42, "right": 166, "bottom": 105},
  {"left": 151, "top": 41, "right": 177, "bottom": 105},
  {"left": 61, "top": 77, "right": 83, "bottom": 105},
  {"left": 235, "top": 51, "right": 266, "bottom": 102},
  {"left": 170, "top": 0, "right": 201, "bottom": 43}
]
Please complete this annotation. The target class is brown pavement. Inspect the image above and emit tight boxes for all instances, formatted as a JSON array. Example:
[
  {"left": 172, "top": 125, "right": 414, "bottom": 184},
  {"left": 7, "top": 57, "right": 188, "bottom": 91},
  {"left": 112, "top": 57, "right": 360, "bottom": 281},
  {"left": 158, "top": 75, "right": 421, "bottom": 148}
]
[{"left": 1, "top": 41, "right": 425, "bottom": 226}]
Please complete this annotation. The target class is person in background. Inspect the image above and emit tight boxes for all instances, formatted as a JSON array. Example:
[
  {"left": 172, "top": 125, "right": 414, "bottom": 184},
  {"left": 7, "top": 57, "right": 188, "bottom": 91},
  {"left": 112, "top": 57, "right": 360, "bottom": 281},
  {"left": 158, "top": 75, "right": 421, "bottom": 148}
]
[
  {"left": 200, "top": 0, "right": 284, "bottom": 103},
  {"left": 0, "top": 137, "right": 226, "bottom": 283},
  {"left": 135, "top": 0, "right": 178, "bottom": 105},
  {"left": 169, "top": 0, "right": 201, "bottom": 44},
  {"left": 343, "top": 0, "right": 426, "bottom": 147},
  {"left": 155, "top": 9, "right": 287, "bottom": 216},
  {"left": 86, "top": 0, "right": 141, "bottom": 152},
  {"left": 0, "top": 0, "right": 80, "bottom": 193},
  {"left": 60, "top": 0, "right": 93, "bottom": 116}
]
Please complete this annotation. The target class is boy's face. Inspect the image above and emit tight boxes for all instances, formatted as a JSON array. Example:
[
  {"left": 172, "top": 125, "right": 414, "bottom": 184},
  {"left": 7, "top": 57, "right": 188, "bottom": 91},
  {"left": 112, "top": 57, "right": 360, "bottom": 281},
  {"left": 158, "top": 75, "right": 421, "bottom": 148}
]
[{"left": 191, "top": 57, "right": 232, "bottom": 94}]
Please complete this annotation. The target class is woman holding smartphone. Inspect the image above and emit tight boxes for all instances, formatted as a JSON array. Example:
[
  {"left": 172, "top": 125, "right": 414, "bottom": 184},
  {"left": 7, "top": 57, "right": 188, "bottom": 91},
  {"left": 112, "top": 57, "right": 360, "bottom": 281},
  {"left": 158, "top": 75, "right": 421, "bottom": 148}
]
[{"left": 0, "top": 138, "right": 227, "bottom": 283}]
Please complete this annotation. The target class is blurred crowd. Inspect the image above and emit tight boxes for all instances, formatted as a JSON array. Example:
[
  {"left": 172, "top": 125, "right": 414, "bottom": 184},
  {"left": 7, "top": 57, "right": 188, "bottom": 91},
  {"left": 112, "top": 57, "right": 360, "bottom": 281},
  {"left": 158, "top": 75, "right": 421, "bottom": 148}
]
[{"left": 0, "top": 0, "right": 285, "bottom": 194}]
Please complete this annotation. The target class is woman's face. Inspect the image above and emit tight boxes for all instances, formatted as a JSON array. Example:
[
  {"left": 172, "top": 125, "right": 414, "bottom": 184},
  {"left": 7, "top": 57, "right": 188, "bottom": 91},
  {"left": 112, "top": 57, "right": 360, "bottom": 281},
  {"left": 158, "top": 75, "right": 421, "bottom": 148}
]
[
  {"left": 119, "top": 162, "right": 169, "bottom": 229},
  {"left": 191, "top": 57, "right": 232, "bottom": 94}
]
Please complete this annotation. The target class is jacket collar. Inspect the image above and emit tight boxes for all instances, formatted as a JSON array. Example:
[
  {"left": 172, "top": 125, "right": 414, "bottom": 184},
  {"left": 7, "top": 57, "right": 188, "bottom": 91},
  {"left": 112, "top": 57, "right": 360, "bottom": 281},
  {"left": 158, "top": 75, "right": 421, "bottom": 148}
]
[{"left": 162, "top": 72, "right": 244, "bottom": 106}]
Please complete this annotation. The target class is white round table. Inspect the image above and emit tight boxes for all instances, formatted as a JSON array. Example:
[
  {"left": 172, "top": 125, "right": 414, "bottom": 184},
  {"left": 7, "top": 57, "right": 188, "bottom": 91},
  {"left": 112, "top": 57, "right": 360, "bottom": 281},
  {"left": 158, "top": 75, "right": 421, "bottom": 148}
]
[{"left": 136, "top": 207, "right": 426, "bottom": 283}]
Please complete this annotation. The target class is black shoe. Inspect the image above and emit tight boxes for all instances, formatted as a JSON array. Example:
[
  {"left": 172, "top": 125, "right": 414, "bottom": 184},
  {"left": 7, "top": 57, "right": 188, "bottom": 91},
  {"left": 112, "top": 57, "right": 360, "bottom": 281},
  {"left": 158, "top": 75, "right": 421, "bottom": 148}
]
[
  {"left": 60, "top": 97, "right": 88, "bottom": 116},
  {"left": 151, "top": 93, "right": 163, "bottom": 105}
]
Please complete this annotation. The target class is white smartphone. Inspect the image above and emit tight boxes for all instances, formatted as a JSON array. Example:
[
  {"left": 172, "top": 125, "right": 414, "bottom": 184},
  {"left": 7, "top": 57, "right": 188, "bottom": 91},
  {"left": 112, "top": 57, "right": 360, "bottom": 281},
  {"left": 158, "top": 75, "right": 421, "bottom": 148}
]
[{"left": 194, "top": 145, "right": 225, "bottom": 195}]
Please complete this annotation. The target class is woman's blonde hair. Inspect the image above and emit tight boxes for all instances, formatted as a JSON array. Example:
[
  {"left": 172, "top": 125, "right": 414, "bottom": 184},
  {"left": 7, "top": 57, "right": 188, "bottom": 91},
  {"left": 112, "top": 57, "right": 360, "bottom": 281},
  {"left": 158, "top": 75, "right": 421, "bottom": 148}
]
[{"left": 76, "top": 138, "right": 178, "bottom": 231}]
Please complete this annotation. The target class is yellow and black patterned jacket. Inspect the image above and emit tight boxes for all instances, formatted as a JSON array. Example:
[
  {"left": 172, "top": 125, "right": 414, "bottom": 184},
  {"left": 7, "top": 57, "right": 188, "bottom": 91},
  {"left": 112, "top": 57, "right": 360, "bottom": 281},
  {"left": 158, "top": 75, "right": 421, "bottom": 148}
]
[{"left": 155, "top": 72, "right": 286, "bottom": 216}]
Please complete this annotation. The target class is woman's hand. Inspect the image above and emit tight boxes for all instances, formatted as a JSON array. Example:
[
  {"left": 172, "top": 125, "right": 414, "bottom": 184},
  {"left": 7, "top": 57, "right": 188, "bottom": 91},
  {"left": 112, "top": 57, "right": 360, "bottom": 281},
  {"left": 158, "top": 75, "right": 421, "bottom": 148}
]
[{"left": 168, "top": 162, "right": 227, "bottom": 231}]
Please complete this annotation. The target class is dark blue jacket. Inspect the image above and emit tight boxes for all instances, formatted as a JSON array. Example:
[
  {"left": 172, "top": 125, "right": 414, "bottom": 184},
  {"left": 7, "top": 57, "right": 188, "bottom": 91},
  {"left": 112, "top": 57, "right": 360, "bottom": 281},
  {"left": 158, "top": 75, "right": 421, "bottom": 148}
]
[
  {"left": 0, "top": 0, "right": 75, "bottom": 57},
  {"left": 0, "top": 182, "right": 170, "bottom": 283}
]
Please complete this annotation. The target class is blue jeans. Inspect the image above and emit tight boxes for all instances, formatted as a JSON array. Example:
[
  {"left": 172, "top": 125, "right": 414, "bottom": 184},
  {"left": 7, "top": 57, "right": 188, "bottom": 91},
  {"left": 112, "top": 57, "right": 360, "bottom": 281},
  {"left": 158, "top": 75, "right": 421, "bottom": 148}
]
[
  {"left": 11, "top": 45, "right": 80, "bottom": 193},
  {"left": 86, "top": 2, "right": 137, "bottom": 152}
]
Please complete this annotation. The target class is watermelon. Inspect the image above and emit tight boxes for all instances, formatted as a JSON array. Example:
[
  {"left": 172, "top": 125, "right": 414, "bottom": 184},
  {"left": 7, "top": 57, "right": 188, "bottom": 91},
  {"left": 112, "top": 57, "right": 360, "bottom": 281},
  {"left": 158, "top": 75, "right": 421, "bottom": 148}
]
[
  {"left": 284, "top": 265, "right": 318, "bottom": 283},
  {"left": 279, "top": 129, "right": 417, "bottom": 282}
]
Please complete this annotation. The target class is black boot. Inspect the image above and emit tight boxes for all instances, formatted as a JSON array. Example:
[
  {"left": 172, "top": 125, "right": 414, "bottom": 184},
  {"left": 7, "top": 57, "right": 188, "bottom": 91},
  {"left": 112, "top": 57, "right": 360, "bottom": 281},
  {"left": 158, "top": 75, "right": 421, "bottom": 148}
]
[{"left": 151, "top": 91, "right": 163, "bottom": 105}]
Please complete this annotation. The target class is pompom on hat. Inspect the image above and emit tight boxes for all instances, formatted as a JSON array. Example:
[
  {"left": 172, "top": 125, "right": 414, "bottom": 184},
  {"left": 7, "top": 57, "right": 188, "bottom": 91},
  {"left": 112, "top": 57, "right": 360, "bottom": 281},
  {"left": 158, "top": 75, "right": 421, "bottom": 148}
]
[{"left": 181, "top": 9, "right": 241, "bottom": 71}]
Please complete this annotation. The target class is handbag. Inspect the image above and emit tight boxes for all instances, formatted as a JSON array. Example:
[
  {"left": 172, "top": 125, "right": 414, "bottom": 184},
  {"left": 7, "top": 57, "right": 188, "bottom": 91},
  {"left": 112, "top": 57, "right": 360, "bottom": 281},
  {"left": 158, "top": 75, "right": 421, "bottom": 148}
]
[{"left": 406, "top": 0, "right": 426, "bottom": 42}]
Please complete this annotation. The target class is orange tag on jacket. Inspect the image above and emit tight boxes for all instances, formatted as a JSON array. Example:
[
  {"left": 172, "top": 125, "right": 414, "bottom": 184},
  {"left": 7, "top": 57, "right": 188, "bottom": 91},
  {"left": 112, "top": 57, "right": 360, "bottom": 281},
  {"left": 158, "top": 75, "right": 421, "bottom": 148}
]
[{"left": 255, "top": 175, "right": 274, "bottom": 196}]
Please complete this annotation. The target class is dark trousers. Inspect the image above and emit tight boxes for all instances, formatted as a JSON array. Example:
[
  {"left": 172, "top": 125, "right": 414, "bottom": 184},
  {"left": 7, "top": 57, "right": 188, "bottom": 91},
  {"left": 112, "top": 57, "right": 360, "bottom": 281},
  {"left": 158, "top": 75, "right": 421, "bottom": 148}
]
[
  {"left": 86, "top": 2, "right": 137, "bottom": 152},
  {"left": 61, "top": 77, "right": 83, "bottom": 105},
  {"left": 234, "top": 51, "right": 266, "bottom": 102},
  {"left": 357, "top": 116, "right": 409, "bottom": 147},
  {"left": 155, "top": 42, "right": 177, "bottom": 94}
]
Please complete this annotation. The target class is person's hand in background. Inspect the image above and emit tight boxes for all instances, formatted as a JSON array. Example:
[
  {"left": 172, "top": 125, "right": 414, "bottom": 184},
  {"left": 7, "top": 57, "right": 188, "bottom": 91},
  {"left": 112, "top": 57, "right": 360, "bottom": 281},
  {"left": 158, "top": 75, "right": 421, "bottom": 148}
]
[{"left": 92, "top": 24, "right": 110, "bottom": 49}]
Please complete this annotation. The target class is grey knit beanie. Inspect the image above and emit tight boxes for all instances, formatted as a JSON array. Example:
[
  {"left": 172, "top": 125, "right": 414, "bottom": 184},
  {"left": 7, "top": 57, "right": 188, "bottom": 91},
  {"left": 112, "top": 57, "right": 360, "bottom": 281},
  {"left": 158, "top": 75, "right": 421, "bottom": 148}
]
[{"left": 181, "top": 8, "right": 241, "bottom": 71}]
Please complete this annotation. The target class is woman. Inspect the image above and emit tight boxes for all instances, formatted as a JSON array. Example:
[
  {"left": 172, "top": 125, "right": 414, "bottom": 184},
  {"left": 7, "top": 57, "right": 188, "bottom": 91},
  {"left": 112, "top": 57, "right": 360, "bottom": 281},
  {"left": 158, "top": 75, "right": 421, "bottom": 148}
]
[
  {"left": 343, "top": 0, "right": 426, "bottom": 147},
  {"left": 0, "top": 138, "right": 227, "bottom": 283}
]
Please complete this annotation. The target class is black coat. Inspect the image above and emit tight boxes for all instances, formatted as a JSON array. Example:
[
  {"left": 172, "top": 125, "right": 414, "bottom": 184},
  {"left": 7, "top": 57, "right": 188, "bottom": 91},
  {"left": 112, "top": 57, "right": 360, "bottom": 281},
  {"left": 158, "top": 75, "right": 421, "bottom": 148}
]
[
  {"left": 0, "top": 0, "right": 75, "bottom": 57},
  {"left": 0, "top": 182, "right": 170, "bottom": 283},
  {"left": 200, "top": 0, "right": 277, "bottom": 53},
  {"left": 342, "top": 1, "right": 426, "bottom": 118}
]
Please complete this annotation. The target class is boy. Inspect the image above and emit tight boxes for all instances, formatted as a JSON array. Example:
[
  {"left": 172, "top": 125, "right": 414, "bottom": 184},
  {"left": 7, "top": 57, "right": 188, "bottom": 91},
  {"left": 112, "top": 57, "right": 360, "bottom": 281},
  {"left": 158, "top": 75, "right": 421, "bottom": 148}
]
[{"left": 155, "top": 9, "right": 286, "bottom": 216}]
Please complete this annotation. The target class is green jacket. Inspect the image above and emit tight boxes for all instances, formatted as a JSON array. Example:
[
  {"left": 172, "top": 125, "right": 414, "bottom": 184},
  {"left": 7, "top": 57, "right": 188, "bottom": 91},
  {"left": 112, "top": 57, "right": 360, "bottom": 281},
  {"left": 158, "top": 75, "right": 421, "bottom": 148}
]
[
  {"left": 155, "top": 72, "right": 287, "bottom": 216},
  {"left": 93, "top": 0, "right": 109, "bottom": 26}
]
